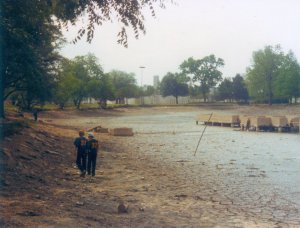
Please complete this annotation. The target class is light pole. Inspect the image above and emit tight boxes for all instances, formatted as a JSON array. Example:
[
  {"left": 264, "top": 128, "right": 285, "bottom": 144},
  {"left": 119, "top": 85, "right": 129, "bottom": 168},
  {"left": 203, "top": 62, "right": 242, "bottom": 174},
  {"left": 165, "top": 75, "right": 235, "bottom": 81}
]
[{"left": 139, "top": 66, "right": 145, "bottom": 105}]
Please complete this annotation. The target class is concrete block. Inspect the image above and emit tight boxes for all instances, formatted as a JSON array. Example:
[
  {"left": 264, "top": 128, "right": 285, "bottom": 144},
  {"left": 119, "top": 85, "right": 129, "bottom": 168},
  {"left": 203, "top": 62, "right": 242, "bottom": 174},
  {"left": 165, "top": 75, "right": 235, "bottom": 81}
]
[
  {"left": 239, "top": 116, "right": 251, "bottom": 127},
  {"left": 197, "top": 114, "right": 239, "bottom": 124},
  {"left": 290, "top": 116, "right": 300, "bottom": 127},
  {"left": 249, "top": 116, "right": 272, "bottom": 127},
  {"left": 110, "top": 128, "right": 134, "bottom": 136},
  {"left": 270, "top": 116, "right": 288, "bottom": 127}
]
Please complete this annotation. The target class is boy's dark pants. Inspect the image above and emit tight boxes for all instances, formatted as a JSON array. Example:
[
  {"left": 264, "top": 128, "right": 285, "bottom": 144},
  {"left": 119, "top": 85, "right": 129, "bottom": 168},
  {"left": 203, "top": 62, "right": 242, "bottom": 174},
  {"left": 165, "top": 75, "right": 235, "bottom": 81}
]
[
  {"left": 87, "top": 152, "right": 97, "bottom": 176},
  {"left": 76, "top": 150, "right": 87, "bottom": 173}
]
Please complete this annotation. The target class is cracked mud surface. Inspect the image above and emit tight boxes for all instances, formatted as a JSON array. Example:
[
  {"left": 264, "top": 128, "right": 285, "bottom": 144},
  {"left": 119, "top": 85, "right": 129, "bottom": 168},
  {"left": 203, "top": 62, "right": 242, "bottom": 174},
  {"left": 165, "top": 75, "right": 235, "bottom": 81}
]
[{"left": 1, "top": 105, "right": 300, "bottom": 227}]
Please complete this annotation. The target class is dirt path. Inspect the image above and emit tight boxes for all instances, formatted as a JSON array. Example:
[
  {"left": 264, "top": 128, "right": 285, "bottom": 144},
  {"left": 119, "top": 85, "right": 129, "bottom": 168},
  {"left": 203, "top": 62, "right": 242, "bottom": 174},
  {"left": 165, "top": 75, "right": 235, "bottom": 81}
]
[{"left": 1, "top": 105, "right": 300, "bottom": 227}]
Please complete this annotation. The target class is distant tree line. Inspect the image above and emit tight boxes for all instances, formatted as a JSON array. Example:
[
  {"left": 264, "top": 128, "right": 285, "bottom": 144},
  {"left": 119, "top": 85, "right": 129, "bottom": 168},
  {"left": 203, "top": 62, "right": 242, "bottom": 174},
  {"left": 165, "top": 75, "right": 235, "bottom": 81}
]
[
  {"left": 1, "top": 0, "right": 168, "bottom": 117},
  {"left": 10, "top": 53, "right": 145, "bottom": 110},
  {"left": 159, "top": 45, "right": 300, "bottom": 105}
]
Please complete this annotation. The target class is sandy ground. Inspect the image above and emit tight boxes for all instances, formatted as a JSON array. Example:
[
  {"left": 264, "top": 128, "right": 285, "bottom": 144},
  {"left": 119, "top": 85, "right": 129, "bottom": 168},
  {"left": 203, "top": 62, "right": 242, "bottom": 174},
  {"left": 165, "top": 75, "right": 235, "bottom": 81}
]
[{"left": 1, "top": 104, "right": 300, "bottom": 227}]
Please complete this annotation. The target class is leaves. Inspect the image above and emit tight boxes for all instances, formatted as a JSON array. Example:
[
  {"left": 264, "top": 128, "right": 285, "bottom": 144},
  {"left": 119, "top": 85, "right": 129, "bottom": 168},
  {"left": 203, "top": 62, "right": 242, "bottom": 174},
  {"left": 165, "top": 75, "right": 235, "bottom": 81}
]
[
  {"left": 2, "top": 0, "right": 63, "bottom": 110},
  {"left": 160, "top": 72, "right": 189, "bottom": 103},
  {"left": 245, "top": 45, "right": 300, "bottom": 104},
  {"left": 53, "top": 0, "right": 169, "bottom": 46},
  {"left": 180, "top": 55, "right": 224, "bottom": 102},
  {"left": 54, "top": 53, "right": 105, "bottom": 109},
  {"left": 109, "top": 70, "right": 138, "bottom": 99}
]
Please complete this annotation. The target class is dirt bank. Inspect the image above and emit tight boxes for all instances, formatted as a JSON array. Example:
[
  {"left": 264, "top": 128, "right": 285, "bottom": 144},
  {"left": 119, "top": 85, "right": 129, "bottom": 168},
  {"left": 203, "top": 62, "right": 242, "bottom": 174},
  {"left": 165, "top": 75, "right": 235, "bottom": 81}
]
[{"left": 1, "top": 105, "right": 300, "bottom": 227}]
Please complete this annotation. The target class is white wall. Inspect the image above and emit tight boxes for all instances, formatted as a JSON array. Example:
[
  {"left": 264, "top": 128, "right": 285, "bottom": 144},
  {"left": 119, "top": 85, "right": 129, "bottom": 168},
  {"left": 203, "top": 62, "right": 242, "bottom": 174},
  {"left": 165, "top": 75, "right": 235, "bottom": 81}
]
[{"left": 127, "top": 95, "right": 203, "bottom": 105}]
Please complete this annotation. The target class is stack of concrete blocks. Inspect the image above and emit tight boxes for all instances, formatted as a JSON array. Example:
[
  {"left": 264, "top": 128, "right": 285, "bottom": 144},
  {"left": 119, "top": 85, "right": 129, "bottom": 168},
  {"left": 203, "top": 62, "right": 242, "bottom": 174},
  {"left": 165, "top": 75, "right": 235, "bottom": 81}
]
[
  {"left": 196, "top": 114, "right": 211, "bottom": 125},
  {"left": 239, "top": 116, "right": 250, "bottom": 127},
  {"left": 109, "top": 128, "right": 134, "bottom": 136},
  {"left": 197, "top": 114, "right": 239, "bottom": 127},
  {"left": 289, "top": 116, "right": 300, "bottom": 133},
  {"left": 249, "top": 116, "right": 272, "bottom": 130},
  {"left": 270, "top": 116, "right": 288, "bottom": 127},
  {"left": 290, "top": 117, "right": 300, "bottom": 127},
  {"left": 269, "top": 116, "right": 288, "bottom": 132},
  {"left": 196, "top": 113, "right": 299, "bottom": 133}
]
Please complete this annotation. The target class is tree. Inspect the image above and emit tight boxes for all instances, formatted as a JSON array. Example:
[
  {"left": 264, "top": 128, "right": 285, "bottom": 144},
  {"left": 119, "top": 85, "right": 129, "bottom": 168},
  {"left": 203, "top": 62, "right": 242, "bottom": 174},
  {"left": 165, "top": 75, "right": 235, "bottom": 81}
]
[
  {"left": 246, "top": 45, "right": 284, "bottom": 105},
  {"left": 160, "top": 72, "right": 189, "bottom": 104},
  {"left": 87, "top": 74, "right": 115, "bottom": 109},
  {"left": 143, "top": 85, "right": 155, "bottom": 96},
  {"left": 54, "top": 54, "right": 105, "bottom": 109},
  {"left": 1, "top": 0, "right": 62, "bottom": 115},
  {"left": 12, "top": 70, "right": 55, "bottom": 110},
  {"left": 109, "top": 70, "right": 138, "bottom": 104},
  {"left": 54, "top": 59, "right": 78, "bottom": 109},
  {"left": 72, "top": 54, "right": 104, "bottom": 109},
  {"left": 274, "top": 51, "right": 300, "bottom": 103},
  {"left": 217, "top": 78, "right": 233, "bottom": 102},
  {"left": 232, "top": 74, "right": 249, "bottom": 103},
  {"left": 180, "top": 55, "right": 224, "bottom": 102}
]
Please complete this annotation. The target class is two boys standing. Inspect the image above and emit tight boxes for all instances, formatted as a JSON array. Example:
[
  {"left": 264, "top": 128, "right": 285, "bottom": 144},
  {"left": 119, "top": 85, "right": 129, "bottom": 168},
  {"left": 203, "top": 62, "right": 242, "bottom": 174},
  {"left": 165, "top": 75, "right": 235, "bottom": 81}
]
[{"left": 74, "top": 131, "right": 99, "bottom": 177}]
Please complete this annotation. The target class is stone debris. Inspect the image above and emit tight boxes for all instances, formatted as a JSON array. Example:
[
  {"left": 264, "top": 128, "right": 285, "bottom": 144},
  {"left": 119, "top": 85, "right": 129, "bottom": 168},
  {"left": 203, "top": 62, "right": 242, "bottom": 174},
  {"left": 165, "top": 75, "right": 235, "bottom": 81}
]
[
  {"left": 44, "top": 150, "right": 61, "bottom": 156},
  {"left": 117, "top": 202, "right": 128, "bottom": 213},
  {"left": 88, "top": 126, "right": 109, "bottom": 133},
  {"left": 17, "top": 211, "right": 41, "bottom": 217},
  {"left": 76, "top": 201, "right": 84, "bottom": 206}
]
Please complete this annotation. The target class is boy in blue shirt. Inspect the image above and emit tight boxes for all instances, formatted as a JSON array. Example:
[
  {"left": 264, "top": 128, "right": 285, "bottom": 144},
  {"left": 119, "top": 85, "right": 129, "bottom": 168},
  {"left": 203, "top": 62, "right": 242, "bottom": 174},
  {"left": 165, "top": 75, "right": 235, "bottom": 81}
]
[
  {"left": 73, "top": 130, "right": 87, "bottom": 177},
  {"left": 86, "top": 133, "right": 99, "bottom": 177}
]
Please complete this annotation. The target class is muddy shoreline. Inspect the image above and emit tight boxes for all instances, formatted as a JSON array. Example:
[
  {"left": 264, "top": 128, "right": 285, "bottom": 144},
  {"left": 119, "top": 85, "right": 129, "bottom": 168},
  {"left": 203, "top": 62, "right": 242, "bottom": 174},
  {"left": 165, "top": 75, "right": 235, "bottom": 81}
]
[{"left": 1, "top": 105, "right": 300, "bottom": 227}]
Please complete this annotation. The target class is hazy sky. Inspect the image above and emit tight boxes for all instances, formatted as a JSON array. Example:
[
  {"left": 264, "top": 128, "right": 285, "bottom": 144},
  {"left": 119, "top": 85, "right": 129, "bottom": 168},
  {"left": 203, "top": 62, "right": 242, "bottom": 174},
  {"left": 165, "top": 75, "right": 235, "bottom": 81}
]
[{"left": 61, "top": 0, "right": 300, "bottom": 86}]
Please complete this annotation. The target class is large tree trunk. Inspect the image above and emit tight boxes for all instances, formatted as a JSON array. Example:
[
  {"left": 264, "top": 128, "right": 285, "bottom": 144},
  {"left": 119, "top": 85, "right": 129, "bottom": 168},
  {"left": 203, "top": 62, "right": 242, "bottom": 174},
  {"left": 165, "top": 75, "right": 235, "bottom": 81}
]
[
  {"left": 100, "top": 99, "right": 107, "bottom": 109},
  {"left": 267, "top": 73, "right": 273, "bottom": 105},
  {"left": 202, "top": 92, "right": 207, "bottom": 102},
  {"left": 26, "top": 97, "right": 32, "bottom": 111},
  {"left": 0, "top": 81, "right": 4, "bottom": 118},
  {"left": 74, "top": 98, "right": 82, "bottom": 109},
  {"left": 59, "top": 103, "right": 64, "bottom": 109},
  {"left": 0, "top": 25, "right": 4, "bottom": 118},
  {"left": 76, "top": 100, "right": 81, "bottom": 109},
  {"left": 268, "top": 92, "right": 273, "bottom": 105},
  {"left": 0, "top": 58, "right": 4, "bottom": 118}
]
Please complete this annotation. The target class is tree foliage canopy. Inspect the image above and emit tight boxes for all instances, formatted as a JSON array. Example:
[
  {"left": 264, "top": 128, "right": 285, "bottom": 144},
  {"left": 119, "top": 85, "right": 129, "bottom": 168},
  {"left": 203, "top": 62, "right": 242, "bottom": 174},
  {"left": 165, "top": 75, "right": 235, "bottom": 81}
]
[
  {"left": 1, "top": 0, "right": 62, "bottom": 112},
  {"left": 54, "top": 53, "right": 106, "bottom": 109},
  {"left": 217, "top": 78, "right": 233, "bottom": 101},
  {"left": 232, "top": 74, "right": 249, "bottom": 102},
  {"left": 216, "top": 74, "right": 249, "bottom": 103},
  {"left": 53, "top": 0, "right": 169, "bottom": 46},
  {"left": 109, "top": 70, "right": 139, "bottom": 103},
  {"left": 274, "top": 52, "right": 300, "bottom": 101},
  {"left": 246, "top": 45, "right": 300, "bottom": 104},
  {"left": 160, "top": 72, "right": 189, "bottom": 104},
  {"left": 180, "top": 55, "right": 224, "bottom": 102}
]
